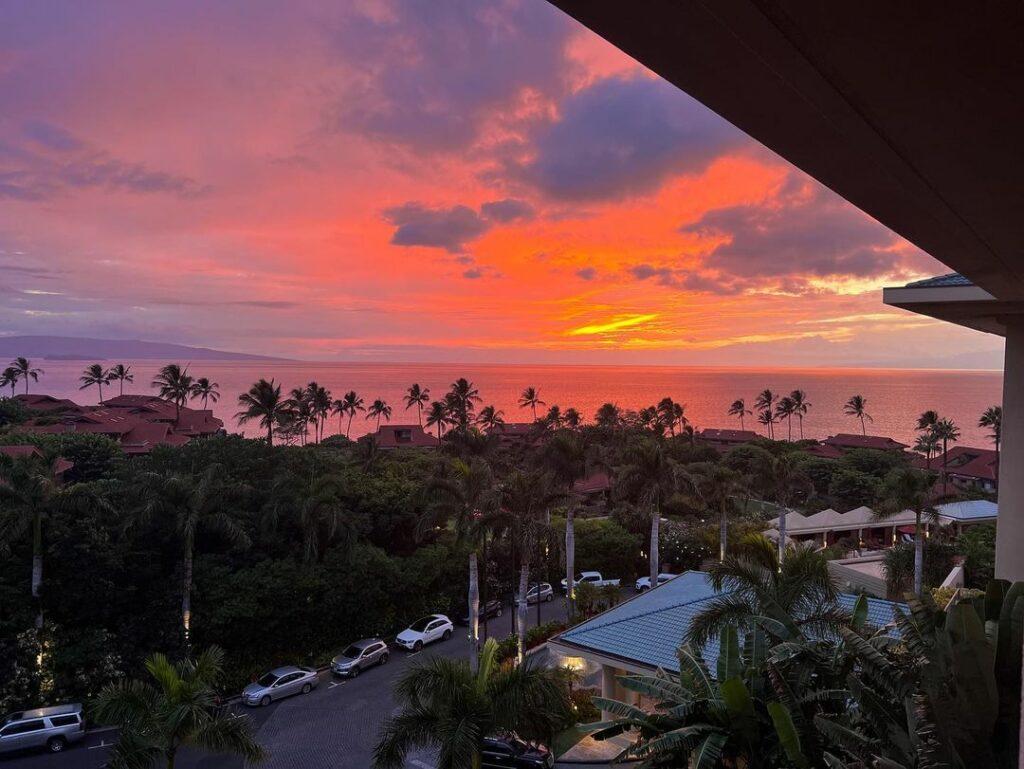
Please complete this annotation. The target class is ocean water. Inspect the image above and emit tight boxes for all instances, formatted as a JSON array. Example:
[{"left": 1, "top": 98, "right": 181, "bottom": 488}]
[{"left": 14, "top": 361, "right": 1003, "bottom": 448}]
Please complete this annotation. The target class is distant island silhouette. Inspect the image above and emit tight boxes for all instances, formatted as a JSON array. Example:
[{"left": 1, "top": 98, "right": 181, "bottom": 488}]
[{"left": 0, "top": 335, "right": 288, "bottom": 361}]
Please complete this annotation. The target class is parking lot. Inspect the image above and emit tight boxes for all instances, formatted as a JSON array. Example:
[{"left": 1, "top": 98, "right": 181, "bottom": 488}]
[{"left": 2, "top": 594, "right": 604, "bottom": 769}]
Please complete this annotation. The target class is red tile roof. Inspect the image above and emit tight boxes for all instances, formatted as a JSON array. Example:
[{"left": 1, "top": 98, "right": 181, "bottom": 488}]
[
  {"left": 803, "top": 443, "right": 846, "bottom": 460},
  {"left": 0, "top": 445, "right": 74, "bottom": 476},
  {"left": 14, "top": 394, "right": 82, "bottom": 413},
  {"left": 573, "top": 471, "right": 611, "bottom": 495},
  {"left": 698, "top": 428, "right": 758, "bottom": 444},
  {"left": 822, "top": 434, "right": 909, "bottom": 451},
  {"left": 373, "top": 424, "right": 437, "bottom": 449},
  {"left": 912, "top": 445, "right": 998, "bottom": 481}
]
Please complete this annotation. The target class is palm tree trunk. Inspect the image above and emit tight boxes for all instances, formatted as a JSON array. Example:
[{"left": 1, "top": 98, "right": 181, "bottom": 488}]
[
  {"left": 468, "top": 551, "right": 479, "bottom": 672},
  {"left": 565, "top": 505, "right": 576, "bottom": 620},
  {"left": 799, "top": 415, "right": 804, "bottom": 440},
  {"left": 739, "top": 414, "right": 745, "bottom": 430},
  {"left": 481, "top": 534, "right": 489, "bottom": 642},
  {"left": 120, "top": 379, "right": 124, "bottom": 396},
  {"left": 913, "top": 509, "right": 923, "bottom": 595},
  {"left": 942, "top": 438, "right": 949, "bottom": 497},
  {"left": 266, "top": 423, "right": 273, "bottom": 446},
  {"left": 649, "top": 500, "right": 660, "bottom": 585},
  {"left": 778, "top": 508, "right": 787, "bottom": 567},
  {"left": 182, "top": 542, "right": 194, "bottom": 651},
  {"left": 516, "top": 562, "right": 529, "bottom": 664},
  {"left": 860, "top": 415, "right": 866, "bottom": 436},
  {"left": 32, "top": 509, "right": 43, "bottom": 629},
  {"left": 719, "top": 507, "right": 728, "bottom": 562},
  {"left": 787, "top": 416, "right": 792, "bottom": 441},
  {"left": 347, "top": 412, "right": 354, "bottom": 439}
]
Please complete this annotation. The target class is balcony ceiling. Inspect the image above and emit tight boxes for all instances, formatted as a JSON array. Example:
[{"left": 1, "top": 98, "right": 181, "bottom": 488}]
[{"left": 548, "top": 1, "right": 1024, "bottom": 299}]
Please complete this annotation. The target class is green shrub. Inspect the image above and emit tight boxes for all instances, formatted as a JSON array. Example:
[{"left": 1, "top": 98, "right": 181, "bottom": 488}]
[{"left": 570, "top": 686, "right": 601, "bottom": 723}]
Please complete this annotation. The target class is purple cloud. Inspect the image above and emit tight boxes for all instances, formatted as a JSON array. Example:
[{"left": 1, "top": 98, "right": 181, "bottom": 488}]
[
  {"left": 384, "top": 203, "right": 489, "bottom": 253},
  {"left": 575, "top": 266, "right": 597, "bottom": 280},
  {"left": 481, "top": 198, "right": 535, "bottom": 223}
]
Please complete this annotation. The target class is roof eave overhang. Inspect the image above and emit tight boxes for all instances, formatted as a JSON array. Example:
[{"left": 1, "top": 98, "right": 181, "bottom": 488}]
[{"left": 883, "top": 284, "right": 1014, "bottom": 336}]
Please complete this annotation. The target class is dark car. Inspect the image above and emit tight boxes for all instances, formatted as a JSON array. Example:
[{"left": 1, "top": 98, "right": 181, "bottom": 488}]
[
  {"left": 481, "top": 734, "right": 553, "bottom": 768},
  {"left": 459, "top": 598, "right": 503, "bottom": 625}
]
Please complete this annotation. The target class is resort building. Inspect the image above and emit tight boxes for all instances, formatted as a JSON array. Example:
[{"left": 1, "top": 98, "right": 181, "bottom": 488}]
[
  {"left": 0, "top": 445, "right": 73, "bottom": 479},
  {"left": 548, "top": 571, "right": 902, "bottom": 713},
  {"left": 372, "top": 424, "right": 437, "bottom": 450},
  {"left": 487, "top": 422, "right": 537, "bottom": 447},
  {"left": 14, "top": 393, "right": 223, "bottom": 455},
  {"left": 697, "top": 428, "right": 758, "bottom": 452},
  {"left": 912, "top": 446, "right": 999, "bottom": 494},
  {"left": 821, "top": 434, "right": 909, "bottom": 453}
]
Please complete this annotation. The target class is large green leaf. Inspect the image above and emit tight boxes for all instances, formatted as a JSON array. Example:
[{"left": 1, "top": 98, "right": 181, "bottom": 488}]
[
  {"left": 851, "top": 593, "right": 868, "bottom": 632},
  {"left": 677, "top": 644, "right": 715, "bottom": 698},
  {"left": 716, "top": 625, "right": 740, "bottom": 682},
  {"left": 691, "top": 731, "right": 728, "bottom": 769},
  {"left": 768, "top": 701, "right": 810, "bottom": 769}
]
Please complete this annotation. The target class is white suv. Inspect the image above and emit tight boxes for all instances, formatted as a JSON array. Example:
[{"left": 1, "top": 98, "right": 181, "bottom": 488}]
[
  {"left": 395, "top": 614, "right": 453, "bottom": 652},
  {"left": 0, "top": 704, "right": 85, "bottom": 754}
]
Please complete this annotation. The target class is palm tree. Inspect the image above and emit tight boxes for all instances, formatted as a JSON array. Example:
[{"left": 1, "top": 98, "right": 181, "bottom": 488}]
[
  {"left": 1, "top": 366, "right": 20, "bottom": 396},
  {"left": 190, "top": 377, "right": 220, "bottom": 410},
  {"left": 368, "top": 398, "right": 392, "bottom": 431},
  {"left": 10, "top": 357, "right": 43, "bottom": 394},
  {"left": 79, "top": 363, "right": 110, "bottom": 403},
  {"left": 235, "top": 378, "right": 290, "bottom": 445},
  {"left": 916, "top": 409, "right": 939, "bottom": 432},
  {"left": 427, "top": 459, "right": 497, "bottom": 670},
  {"left": 774, "top": 395, "right": 796, "bottom": 441},
  {"left": 544, "top": 404, "right": 563, "bottom": 429},
  {"left": 763, "top": 453, "right": 813, "bottom": 564},
  {"left": 425, "top": 400, "right": 449, "bottom": 445},
  {"left": 979, "top": 405, "right": 1002, "bottom": 476},
  {"left": 373, "top": 638, "right": 572, "bottom": 769},
  {"left": 139, "top": 466, "right": 250, "bottom": 648},
  {"left": 541, "top": 433, "right": 587, "bottom": 618},
  {"left": 447, "top": 378, "right": 481, "bottom": 429},
  {"left": 0, "top": 453, "right": 103, "bottom": 629},
  {"left": 307, "top": 382, "right": 332, "bottom": 443},
  {"left": 152, "top": 364, "right": 194, "bottom": 421},
  {"left": 562, "top": 407, "right": 581, "bottom": 429},
  {"left": 475, "top": 405, "right": 504, "bottom": 432},
  {"left": 656, "top": 397, "right": 686, "bottom": 436},
  {"left": 875, "top": 468, "right": 937, "bottom": 595},
  {"left": 332, "top": 391, "right": 365, "bottom": 439},
  {"left": 594, "top": 402, "right": 621, "bottom": 429},
  {"left": 677, "top": 462, "right": 745, "bottom": 563},
  {"left": 108, "top": 364, "right": 134, "bottom": 396},
  {"left": 93, "top": 647, "right": 265, "bottom": 769},
  {"left": 289, "top": 387, "right": 313, "bottom": 445},
  {"left": 616, "top": 440, "right": 676, "bottom": 587},
  {"left": 263, "top": 473, "right": 352, "bottom": 562},
  {"left": 756, "top": 408, "right": 774, "bottom": 436},
  {"left": 754, "top": 389, "right": 776, "bottom": 439},
  {"left": 932, "top": 417, "right": 961, "bottom": 497},
  {"left": 685, "top": 535, "right": 840, "bottom": 647},
  {"left": 843, "top": 394, "right": 872, "bottom": 435},
  {"left": 727, "top": 398, "right": 751, "bottom": 430},
  {"left": 518, "top": 386, "right": 545, "bottom": 421},
  {"left": 789, "top": 389, "right": 810, "bottom": 439},
  {"left": 913, "top": 432, "right": 941, "bottom": 469},
  {"left": 404, "top": 384, "right": 430, "bottom": 427}
]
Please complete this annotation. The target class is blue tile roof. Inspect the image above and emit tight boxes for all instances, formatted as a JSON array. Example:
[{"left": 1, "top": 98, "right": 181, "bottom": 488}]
[
  {"left": 936, "top": 499, "right": 998, "bottom": 521},
  {"left": 557, "top": 570, "right": 904, "bottom": 673},
  {"left": 904, "top": 273, "right": 973, "bottom": 288}
]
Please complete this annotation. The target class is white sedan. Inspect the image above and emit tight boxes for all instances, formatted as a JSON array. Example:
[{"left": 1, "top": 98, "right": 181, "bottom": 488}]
[
  {"left": 635, "top": 573, "right": 678, "bottom": 592},
  {"left": 395, "top": 614, "right": 453, "bottom": 652}
]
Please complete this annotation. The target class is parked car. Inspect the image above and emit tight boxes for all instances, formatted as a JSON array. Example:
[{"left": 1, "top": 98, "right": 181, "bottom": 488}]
[
  {"left": 481, "top": 734, "right": 553, "bottom": 768},
  {"left": 0, "top": 704, "right": 85, "bottom": 755},
  {"left": 635, "top": 573, "right": 678, "bottom": 591},
  {"left": 330, "top": 638, "right": 389, "bottom": 677},
  {"left": 514, "top": 583, "right": 553, "bottom": 605},
  {"left": 395, "top": 614, "right": 453, "bottom": 652},
  {"left": 242, "top": 666, "right": 319, "bottom": 707},
  {"left": 459, "top": 599, "right": 503, "bottom": 625},
  {"left": 560, "top": 571, "right": 620, "bottom": 592}
]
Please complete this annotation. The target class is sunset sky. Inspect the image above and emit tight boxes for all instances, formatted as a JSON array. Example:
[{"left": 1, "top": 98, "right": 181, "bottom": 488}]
[{"left": 0, "top": 0, "right": 1004, "bottom": 368}]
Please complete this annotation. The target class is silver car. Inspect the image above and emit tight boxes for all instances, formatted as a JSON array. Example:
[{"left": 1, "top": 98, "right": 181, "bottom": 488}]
[
  {"left": 0, "top": 704, "right": 85, "bottom": 754},
  {"left": 514, "top": 583, "right": 553, "bottom": 605},
  {"left": 242, "top": 666, "right": 319, "bottom": 707},
  {"left": 331, "top": 638, "right": 389, "bottom": 677}
]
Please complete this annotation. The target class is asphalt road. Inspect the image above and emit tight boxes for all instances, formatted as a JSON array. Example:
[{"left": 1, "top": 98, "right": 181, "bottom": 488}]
[{"left": 1, "top": 593, "right": 605, "bottom": 769}]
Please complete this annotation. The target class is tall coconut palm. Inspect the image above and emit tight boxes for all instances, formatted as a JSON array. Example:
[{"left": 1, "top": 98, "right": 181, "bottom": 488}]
[
  {"left": 288, "top": 387, "right": 313, "bottom": 445},
  {"left": 190, "top": 377, "right": 220, "bottom": 410},
  {"left": 307, "top": 382, "right": 332, "bottom": 443},
  {"left": 727, "top": 398, "right": 751, "bottom": 430},
  {"left": 427, "top": 459, "right": 497, "bottom": 671},
  {"left": 139, "top": 466, "right": 249, "bottom": 648},
  {"left": 544, "top": 404, "right": 563, "bottom": 429},
  {"left": 562, "top": 407, "right": 581, "bottom": 429},
  {"left": 916, "top": 409, "right": 939, "bottom": 432},
  {"left": 0, "top": 454, "right": 103, "bottom": 629},
  {"left": 932, "top": 417, "right": 961, "bottom": 497},
  {"left": 1, "top": 366, "right": 20, "bottom": 396},
  {"left": 657, "top": 397, "right": 686, "bottom": 436},
  {"left": 685, "top": 534, "right": 839, "bottom": 647},
  {"left": 475, "top": 405, "right": 504, "bottom": 432},
  {"left": 843, "top": 394, "right": 872, "bottom": 435},
  {"left": 79, "top": 363, "right": 110, "bottom": 403},
  {"left": 373, "top": 638, "right": 572, "bottom": 769},
  {"left": 875, "top": 467, "right": 937, "bottom": 595},
  {"left": 10, "top": 357, "right": 43, "bottom": 394},
  {"left": 789, "top": 389, "right": 810, "bottom": 439},
  {"left": 979, "top": 405, "right": 1002, "bottom": 475},
  {"left": 774, "top": 395, "right": 796, "bottom": 441},
  {"left": 763, "top": 453, "right": 813, "bottom": 565},
  {"left": 446, "top": 378, "right": 481, "bottom": 429},
  {"left": 235, "top": 378, "right": 290, "bottom": 445},
  {"left": 616, "top": 440, "right": 676, "bottom": 587},
  {"left": 754, "top": 389, "right": 776, "bottom": 439},
  {"left": 404, "top": 384, "right": 430, "bottom": 427},
  {"left": 332, "top": 391, "right": 365, "bottom": 439},
  {"left": 368, "top": 399, "right": 392, "bottom": 431},
  {"left": 677, "top": 462, "right": 745, "bottom": 563},
  {"left": 594, "top": 402, "right": 621, "bottom": 429},
  {"left": 107, "top": 364, "right": 134, "bottom": 396},
  {"left": 756, "top": 409, "right": 774, "bottom": 436},
  {"left": 541, "top": 433, "right": 587, "bottom": 619},
  {"left": 93, "top": 647, "right": 265, "bottom": 769},
  {"left": 425, "top": 400, "right": 449, "bottom": 445},
  {"left": 518, "top": 386, "right": 545, "bottom": 421},
  {"left": 913, "top": 432, "right": 941, "bottom": 469},
  {"left": 152, "top": 364, "right": 194, "bottom": 421}
]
